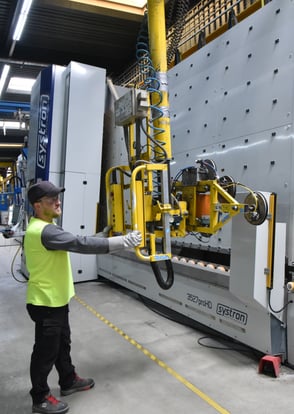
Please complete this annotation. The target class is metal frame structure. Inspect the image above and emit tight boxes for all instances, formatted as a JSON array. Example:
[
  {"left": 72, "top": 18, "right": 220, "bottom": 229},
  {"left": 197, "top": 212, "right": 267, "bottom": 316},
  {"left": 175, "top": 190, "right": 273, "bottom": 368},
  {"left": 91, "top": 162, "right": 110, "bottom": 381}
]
[{"left": 97, "top": 0, "right": 294, "bottom": 365}]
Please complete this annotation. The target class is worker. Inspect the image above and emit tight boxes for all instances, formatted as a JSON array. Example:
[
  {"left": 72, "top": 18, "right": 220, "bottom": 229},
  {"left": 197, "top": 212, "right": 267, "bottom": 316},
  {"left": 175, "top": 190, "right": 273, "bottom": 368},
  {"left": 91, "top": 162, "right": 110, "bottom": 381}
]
[{"left": 24, "top": 180, "right": 142, "bottom": 414}]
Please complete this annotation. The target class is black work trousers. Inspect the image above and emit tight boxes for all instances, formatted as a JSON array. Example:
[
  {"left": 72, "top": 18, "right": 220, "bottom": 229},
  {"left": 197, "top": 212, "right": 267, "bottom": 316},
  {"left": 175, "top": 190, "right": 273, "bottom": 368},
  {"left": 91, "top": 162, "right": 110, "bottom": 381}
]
[{"left": 26, "top": 303, "right": 76, "bottom": 404}]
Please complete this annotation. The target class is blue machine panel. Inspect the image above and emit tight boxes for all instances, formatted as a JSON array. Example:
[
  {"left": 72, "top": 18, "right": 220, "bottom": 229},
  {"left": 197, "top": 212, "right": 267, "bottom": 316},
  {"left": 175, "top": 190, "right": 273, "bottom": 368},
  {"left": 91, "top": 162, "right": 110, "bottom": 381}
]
[{"left": 28, "top": 65, "right": 56, "bottom": 182}]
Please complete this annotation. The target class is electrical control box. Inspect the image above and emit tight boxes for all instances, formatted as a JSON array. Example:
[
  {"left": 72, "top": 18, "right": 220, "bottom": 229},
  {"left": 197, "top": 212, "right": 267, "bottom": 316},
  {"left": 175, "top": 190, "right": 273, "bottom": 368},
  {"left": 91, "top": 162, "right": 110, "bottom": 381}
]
[{"left": 114, "top": 89, "right": 148, "bottom": 126}]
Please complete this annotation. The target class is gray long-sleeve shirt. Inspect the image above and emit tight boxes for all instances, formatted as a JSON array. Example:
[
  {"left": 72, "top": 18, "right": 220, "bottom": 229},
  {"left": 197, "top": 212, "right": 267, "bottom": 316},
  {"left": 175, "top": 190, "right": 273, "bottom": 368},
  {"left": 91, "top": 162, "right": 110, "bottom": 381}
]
[{"left": 41, "top": 223, "right": 110, "bottom": 254}]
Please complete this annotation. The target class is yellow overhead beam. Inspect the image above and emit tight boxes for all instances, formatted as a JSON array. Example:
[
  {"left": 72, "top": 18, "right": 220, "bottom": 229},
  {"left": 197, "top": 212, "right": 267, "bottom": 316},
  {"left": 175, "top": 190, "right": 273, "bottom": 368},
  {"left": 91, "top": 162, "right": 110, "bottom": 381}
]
[
  {"left": 41, "top": 0, "right": 146, "bottom": 21},
  {"left": 70, "top": 0, "right": 146, "bottom": 14},
  {"left": 0, "top": 162, "right": 14, "bottom": 169},
  {"left": 70, "top": 0, "right": 145, "bottom": 15}
]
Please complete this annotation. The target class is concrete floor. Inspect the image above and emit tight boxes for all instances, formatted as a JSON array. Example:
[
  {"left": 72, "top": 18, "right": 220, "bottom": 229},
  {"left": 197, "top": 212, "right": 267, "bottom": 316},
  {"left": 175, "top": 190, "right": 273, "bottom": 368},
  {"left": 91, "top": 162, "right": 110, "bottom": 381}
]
[{"left": 1, "top": 235, "right": 294, "bottom": 414}]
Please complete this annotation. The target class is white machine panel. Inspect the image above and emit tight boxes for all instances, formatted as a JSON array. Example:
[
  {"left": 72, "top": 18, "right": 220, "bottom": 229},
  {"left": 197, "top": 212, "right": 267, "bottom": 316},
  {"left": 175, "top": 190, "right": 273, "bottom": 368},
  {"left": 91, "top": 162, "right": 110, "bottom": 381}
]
[
  {"left": 49, "top": 66, "right": 67, "bottom": 174},
  {"left": 62, "top": 62, "right": 106, "bottom": 174},
  {"left": 230, "top": 200, "right": 286, "bottom": 320},
  {"left": 60, "top": 62, "right": 106, "bottom": 281},
  {"left": 62, "top": 171, "right": 100, "bottom": 282}
]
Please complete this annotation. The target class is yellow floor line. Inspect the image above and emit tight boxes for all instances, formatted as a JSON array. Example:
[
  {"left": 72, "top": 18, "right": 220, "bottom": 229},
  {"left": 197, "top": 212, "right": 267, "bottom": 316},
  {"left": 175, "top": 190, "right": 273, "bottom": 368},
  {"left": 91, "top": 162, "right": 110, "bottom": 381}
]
[{"left": 75, "top": 295, "right": 231, "bottom": 414}]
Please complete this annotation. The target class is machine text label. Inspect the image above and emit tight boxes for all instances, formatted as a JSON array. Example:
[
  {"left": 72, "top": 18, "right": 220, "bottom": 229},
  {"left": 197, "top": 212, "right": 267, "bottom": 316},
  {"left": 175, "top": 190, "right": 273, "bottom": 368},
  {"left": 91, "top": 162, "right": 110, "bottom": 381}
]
[
  {"left": 216, "top": 303, "right": 248, "bottom": 325},
  {"left": 37, "top": 94, "right": 50, "bottom": 169},
  {"left": 187, "top": 293, "right": 212, "bottom": 309}
]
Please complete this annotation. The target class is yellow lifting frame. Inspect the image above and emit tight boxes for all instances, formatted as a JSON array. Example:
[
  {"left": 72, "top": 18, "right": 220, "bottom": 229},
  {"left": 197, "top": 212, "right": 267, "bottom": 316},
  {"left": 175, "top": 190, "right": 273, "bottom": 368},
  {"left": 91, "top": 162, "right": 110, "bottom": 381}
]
[
  {"left": 131, "top": 162, "right": 172, "bottom": 262},
  {"left": 105, "top": 162, "right": 173, "bottom": 262}
]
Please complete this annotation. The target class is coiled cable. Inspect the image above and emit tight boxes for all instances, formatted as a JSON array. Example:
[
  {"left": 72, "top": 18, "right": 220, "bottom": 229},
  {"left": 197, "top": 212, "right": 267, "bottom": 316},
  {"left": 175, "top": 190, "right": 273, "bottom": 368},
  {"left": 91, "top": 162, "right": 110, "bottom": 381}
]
[
  {"left": 136, "top": 10, "right": 167, "bottom": 163},
  {"left": 166, "top": 0, "right": 190, "bottom": 66}
]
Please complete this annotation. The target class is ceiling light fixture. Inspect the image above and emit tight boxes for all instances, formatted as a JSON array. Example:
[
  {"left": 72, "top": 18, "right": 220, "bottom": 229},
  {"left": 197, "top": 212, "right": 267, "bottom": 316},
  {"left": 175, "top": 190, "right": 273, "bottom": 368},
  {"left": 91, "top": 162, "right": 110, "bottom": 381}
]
[
  {"left": 0, "top": 121, "right": 26, "bottom": 129},
  {"left": 7, "top": 77, "right": 36, "bottom": 94},
  {"left": 0, "top": 143, "right": 24, "bottom": 149},
  {"left": 0, "top": 65, "right": 10, "bottom": 98},
  {"left": 13, "top": 0, "right": 33, "bottom": 41}
]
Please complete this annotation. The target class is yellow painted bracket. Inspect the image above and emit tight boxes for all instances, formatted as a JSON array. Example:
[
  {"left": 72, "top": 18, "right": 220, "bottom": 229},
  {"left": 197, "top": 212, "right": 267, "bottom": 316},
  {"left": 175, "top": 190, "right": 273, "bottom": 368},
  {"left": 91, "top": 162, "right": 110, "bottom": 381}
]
[
  {"left": 179, "top": 179, "right": 245, "bottom": 234},
  {"left": 105, "top": 165, "right": 130, "bottom": 234},
  {"left": 266, "top": 193, "right": 276, "bottom": 289}
]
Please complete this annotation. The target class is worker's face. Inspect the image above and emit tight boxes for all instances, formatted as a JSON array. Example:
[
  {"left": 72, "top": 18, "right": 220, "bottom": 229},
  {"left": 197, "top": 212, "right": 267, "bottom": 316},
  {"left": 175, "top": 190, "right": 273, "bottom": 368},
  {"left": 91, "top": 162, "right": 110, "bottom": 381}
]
[{"left": 34, "top": 195, "right": 62, "bottom": 222}]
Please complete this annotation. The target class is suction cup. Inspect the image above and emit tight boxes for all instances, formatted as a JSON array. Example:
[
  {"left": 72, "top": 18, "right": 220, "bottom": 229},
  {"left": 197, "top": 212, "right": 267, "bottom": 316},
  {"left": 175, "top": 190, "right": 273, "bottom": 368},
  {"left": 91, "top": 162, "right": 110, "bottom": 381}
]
[{"left": 244, "top": 192, "right": 268, "bottom": 225}]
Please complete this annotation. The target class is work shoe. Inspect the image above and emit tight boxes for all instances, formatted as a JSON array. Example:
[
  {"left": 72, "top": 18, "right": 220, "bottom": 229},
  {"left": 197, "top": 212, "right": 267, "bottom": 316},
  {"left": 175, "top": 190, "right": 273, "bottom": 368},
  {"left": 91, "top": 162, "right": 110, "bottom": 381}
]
[
  {"left": 60, "top": 374, "right": 95, "bottom": 396},
  {"left": 32, "top": 394, "right": 69, "bottom": 414}
]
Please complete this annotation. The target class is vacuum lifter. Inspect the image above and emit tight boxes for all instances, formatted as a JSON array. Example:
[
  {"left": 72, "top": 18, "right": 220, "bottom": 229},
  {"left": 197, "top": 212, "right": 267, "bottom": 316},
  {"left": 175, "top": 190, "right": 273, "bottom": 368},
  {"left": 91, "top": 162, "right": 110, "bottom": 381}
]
[{"left": 105, "top": 0, "right": 271, "bottom": 290}]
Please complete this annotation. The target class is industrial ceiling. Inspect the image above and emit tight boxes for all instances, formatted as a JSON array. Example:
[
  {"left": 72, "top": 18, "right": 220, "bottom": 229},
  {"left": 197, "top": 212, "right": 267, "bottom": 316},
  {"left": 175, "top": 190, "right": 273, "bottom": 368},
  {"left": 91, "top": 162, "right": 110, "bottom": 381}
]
[
  {"left": 0, "top": 0, "right": 150, "bottom": 165},
  {"left": 0, "top": 0, "right": 243, "bottom": 167}
]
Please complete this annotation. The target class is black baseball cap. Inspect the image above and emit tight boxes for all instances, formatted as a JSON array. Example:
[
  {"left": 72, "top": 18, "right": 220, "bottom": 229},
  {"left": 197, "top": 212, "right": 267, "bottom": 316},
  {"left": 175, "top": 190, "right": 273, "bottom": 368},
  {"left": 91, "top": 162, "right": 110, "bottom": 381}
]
[{"left": 28, "top": 181, "right": 65, "bottom": 205}]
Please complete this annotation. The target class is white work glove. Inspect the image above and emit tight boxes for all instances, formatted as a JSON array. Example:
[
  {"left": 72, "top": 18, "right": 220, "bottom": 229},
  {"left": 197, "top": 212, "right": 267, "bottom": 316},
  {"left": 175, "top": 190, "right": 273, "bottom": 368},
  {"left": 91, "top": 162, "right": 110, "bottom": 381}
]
[
  {"left": 122, "top": 230, "right": 142, "bottom": 247},
  {"left": 108, "top": 230, "right": 142, "bottom": 252}
]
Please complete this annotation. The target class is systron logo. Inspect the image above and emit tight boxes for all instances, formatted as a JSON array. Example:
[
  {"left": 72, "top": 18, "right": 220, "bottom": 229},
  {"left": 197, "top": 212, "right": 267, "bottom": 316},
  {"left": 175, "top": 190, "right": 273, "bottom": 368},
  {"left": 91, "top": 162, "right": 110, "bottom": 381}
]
[
  {"left": 216, "top": 303, "right": 248, "bottom": 325},
  {"left": 36, "top": 95, "right": 50, "bottom": 169}
]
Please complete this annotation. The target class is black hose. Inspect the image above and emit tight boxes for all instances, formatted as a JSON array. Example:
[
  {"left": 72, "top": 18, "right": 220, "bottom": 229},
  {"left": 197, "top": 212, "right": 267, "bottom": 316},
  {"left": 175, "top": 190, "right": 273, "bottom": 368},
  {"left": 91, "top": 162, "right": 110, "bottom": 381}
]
[{"left": 150, "top": 260, "right": 174, "bottom": 290}]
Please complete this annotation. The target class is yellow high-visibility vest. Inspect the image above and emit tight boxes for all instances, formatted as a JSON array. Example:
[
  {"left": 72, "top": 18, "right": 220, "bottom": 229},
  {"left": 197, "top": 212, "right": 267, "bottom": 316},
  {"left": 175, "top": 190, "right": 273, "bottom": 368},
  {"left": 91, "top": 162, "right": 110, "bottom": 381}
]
[{"left": 24, "top": 217, "right": 75, "bottom": 307}]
